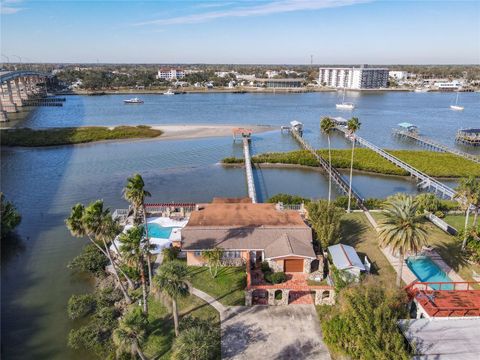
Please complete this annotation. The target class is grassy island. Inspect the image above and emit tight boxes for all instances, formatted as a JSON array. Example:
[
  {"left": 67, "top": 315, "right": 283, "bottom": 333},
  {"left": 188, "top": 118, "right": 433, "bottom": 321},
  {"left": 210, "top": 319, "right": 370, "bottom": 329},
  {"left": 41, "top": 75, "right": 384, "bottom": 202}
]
[
  {"left": 223, "top": 148, "right": 480, "bottom": 178},
  {"left": 0, "top": 125, "right": 163, "bottom": 147}
]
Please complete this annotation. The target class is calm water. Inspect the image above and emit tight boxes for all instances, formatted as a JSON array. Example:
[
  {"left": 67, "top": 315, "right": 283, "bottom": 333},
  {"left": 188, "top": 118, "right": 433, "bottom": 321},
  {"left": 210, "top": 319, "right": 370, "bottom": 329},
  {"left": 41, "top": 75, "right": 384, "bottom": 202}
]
[{"left": 1, "top": 91, "right": 479, "bottom": 359}]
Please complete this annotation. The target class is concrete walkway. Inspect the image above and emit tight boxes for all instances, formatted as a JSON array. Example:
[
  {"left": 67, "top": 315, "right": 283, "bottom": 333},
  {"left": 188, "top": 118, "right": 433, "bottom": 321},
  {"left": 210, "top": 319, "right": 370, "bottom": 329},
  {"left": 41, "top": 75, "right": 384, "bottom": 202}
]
[{"left": 189, "top": 286, "right": 228, "bottom": 316}]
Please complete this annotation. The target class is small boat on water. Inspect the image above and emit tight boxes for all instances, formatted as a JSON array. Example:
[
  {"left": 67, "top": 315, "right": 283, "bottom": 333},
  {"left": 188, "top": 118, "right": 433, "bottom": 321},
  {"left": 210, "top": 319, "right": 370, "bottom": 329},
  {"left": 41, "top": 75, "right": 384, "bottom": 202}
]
[
  {"left": 450, "top": 92, "right": 464, "bottom": 111},
  {"left": 414, "top": 88, "right": 429, "bottom": 93},
  {"left": 123, "top": 97, "right": 144, "bottom": 104},
  {"left": 163, "top": 89, "right": 175, "bottom": 96},
  {"left": 336, "top": 87, "right": 355, "bottom": 110}
]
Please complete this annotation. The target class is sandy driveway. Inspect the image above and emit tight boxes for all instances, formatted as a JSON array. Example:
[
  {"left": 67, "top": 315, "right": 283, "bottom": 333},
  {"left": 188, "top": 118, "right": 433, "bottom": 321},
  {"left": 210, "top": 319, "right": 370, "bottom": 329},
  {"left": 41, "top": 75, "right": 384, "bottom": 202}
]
[{"left": 221, "top": 305, "right": 331, "bottom": 360}]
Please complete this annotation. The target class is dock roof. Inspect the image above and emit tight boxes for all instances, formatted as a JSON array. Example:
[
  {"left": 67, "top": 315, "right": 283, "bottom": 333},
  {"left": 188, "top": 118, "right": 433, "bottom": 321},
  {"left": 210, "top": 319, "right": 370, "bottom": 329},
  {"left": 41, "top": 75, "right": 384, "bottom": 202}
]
[{"left": 398, "top": 318, "right": 480, "bottom": 359}]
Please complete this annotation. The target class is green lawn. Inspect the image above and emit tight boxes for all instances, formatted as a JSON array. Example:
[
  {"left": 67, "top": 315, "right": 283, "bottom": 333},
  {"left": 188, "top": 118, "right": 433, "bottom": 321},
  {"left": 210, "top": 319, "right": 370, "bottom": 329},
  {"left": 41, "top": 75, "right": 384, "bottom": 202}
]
[
  {"left": 339, "top": 212, "right": 396, "bottom": 284},
  {"left": 188, "top": 266, "right": 246, "bottom": 306},
  {"left": 443, "top": 213, "right": 474, "bottom": 231},
  {"left": 143, "top": 293, "right": 220, "bottom": 359}
]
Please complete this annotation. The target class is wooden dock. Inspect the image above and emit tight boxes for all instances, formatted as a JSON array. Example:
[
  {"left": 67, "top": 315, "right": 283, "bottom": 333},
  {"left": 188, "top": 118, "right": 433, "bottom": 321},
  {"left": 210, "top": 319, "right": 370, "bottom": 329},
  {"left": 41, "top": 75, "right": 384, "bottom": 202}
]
[
  {"left": 243, "top": 137, "right": 257, "bottom": 203},
  {"left": 393, "top": 128, "right": 480, "bottom": 164},
  {"left": 334, "top": 125, "right": 458, "bottom": 200},
  {"left": 290, "top": 128, "right": 365, "bottom": 208}
]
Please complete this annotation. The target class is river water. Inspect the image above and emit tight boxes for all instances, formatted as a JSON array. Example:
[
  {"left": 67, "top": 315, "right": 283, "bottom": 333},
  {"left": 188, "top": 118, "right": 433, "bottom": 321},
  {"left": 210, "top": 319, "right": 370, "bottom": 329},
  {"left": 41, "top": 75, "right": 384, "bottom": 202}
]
[{"left": 1, "top": 91, "right": 479, "bottom": 359}]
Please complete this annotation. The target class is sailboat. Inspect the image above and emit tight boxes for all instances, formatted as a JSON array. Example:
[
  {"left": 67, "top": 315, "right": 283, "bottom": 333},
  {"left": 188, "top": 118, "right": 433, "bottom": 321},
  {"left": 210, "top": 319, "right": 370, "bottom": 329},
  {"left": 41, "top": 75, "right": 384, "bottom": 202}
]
[
  {"left": 450, "top": 91, "right": 464, "bottom": 111},
  {"left": 336, "top": 87, "right": 355, "bottom": 110}
]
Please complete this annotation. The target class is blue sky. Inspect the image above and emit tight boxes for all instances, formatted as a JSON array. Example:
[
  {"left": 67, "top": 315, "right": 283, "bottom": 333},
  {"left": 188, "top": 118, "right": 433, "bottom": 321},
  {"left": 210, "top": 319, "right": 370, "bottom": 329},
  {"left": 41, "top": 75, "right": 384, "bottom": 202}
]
[{"left": 1, "top": 0, "right": 479, "bottom": 64}]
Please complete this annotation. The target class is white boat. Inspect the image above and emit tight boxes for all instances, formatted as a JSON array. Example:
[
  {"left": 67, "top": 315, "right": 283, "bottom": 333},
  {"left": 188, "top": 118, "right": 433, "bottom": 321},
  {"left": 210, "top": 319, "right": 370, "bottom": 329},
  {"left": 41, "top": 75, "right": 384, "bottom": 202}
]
[
  {"left": 123, "top": 97, "right": 143, "bottom": 104},
  {"left": 414, "top": 88, "right": 429, "bottom": 93},
  {"left": 163, "top": 89, "right": 175, "bottom": 95},
  {"left": 336, "top": 87, "right": 355, "bottom": 110},
  {"left": 336, "top": 103, "right": 355, "bottom": 110},
  {"left": 450, "top": 92, "right": 464, "bottom": 111}
]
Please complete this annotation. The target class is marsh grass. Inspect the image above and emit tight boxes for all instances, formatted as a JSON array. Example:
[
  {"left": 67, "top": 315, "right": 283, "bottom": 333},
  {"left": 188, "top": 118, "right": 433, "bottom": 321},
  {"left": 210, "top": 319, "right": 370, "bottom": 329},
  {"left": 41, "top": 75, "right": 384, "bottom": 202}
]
[{"left": 1, "top": 125, "right": 163, "bottom": 147}]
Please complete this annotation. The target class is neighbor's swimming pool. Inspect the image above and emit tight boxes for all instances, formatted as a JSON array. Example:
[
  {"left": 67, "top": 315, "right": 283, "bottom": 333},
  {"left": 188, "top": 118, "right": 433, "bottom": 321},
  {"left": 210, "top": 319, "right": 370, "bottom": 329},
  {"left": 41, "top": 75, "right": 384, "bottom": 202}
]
[
  {"left": 144, "top": 223, "right": 175, "bottom": 239},
  {"left": 406, "top": 256, "right": 453, "bottom": 290}
]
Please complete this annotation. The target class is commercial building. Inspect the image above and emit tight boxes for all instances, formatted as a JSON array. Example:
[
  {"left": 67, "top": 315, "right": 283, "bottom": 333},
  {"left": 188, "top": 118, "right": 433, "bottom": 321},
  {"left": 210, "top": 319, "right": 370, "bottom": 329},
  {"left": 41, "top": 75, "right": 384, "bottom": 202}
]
[
  {"left": 389, "top": 70, "right": 409, "bottom": 80},
  {"left": 256, "top": 78, "right": 304, "bottom": 88},
  {"left": 156, "top": 68, "right": 185, "bottom": 81},
  {"left": 318, "top": 66, "right": 389, "bottom": 89}
]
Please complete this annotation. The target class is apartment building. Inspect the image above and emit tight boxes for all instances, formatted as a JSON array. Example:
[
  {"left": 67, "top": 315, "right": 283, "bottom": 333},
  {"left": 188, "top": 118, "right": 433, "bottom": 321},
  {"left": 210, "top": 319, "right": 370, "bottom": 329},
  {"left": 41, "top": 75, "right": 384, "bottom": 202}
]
[{"left": 319, "top": 66, "right": 389, "bottom": 89}]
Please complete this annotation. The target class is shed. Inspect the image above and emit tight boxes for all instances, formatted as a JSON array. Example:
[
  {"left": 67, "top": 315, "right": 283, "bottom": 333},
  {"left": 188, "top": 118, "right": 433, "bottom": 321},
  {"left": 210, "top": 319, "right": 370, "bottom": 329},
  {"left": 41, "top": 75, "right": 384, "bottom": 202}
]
[
  {"left": 328, "top": 243, "right": 366, "bottom": 278},
  {"left": 290, "top": 120, "right": 303, "bottom": 133}
]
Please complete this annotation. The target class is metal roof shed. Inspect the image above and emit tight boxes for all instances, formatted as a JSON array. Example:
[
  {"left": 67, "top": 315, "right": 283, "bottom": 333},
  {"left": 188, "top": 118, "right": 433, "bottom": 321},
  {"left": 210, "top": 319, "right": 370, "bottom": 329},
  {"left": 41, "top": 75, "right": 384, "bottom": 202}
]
[
  {"left": 328, "top": 244, "right": 365, "bottom": 272},
  {"left": 397, "top": 122, "right": 418, "bottom": 132}
]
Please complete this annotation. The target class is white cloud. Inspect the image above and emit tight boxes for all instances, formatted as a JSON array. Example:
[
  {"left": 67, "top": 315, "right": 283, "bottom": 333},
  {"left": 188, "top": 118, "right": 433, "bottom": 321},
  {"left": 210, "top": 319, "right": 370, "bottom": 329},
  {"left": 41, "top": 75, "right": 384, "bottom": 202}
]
[{"left": 135, "top": 0, "right": 372, "bottom": 26}]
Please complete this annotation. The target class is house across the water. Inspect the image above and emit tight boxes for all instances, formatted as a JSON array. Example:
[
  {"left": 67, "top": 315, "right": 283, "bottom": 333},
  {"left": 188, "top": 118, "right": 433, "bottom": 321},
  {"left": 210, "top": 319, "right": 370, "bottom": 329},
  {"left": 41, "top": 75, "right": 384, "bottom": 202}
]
[{"left": 181, "top": 197, "right": 317, "bottom": 273}]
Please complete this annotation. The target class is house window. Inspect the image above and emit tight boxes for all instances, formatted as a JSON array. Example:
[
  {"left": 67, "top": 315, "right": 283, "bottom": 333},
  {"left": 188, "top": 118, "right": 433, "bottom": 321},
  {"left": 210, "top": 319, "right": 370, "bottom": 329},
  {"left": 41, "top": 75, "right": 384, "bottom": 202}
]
[
  {"left": 194, "top": 251, "right": 202, "bottom": 257},
  {"left": 223, "top": 251, "right": 240, "bottom": 259}
]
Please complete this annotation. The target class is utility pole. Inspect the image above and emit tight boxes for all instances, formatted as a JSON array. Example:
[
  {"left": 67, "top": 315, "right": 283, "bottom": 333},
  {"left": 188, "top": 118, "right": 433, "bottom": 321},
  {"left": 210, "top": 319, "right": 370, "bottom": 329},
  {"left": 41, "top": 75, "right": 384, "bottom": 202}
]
[{"left": 310, "top": 54, "right": 313, "bottom": 65}]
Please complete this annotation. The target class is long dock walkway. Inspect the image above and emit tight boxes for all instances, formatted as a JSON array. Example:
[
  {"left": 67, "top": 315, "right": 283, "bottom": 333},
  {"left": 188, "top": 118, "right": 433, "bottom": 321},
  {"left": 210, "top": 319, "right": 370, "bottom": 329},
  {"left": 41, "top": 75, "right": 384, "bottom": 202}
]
[
  {"left": 290, "top": 129, "right": 365, "bottom": 208},
  {"left": 243, "top": 137, "right": 257, "bottom": 203},
  {"left": 334, "top": 126, "right": 457, "bottom": 200},
  {"left": 393, "top": 129, "right": 480, "bottom": 164}
]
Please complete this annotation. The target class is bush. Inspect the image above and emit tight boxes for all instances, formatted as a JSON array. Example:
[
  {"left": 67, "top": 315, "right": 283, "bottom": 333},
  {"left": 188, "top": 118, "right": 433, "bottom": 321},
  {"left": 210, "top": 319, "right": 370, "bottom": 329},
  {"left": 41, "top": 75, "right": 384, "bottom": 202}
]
[
  {"left": 261, "top": 261, "right": 271, "bottom": 273},
  {"left": 267, "top": 193, "right": 310, "bottom": 205},
  {"left": 67, "top": 294, "right": 96, "bottom": 320},
  {"left": 68, "top": 244, "right": 109, "bottom": 276},
  {"left": 162, "top": 246, "right": 180, "bottom": 262},
  {"left": 222, "top": 157, "right": 244, "bottom": 164},
  {"left": 307, "top": 200, "right": 344, "bottom": 250},
  {"left": 172, "top": 317, "right": 220, "bottom": 360},
  {"left": 322, "top": 280, "right": 410, "bottom": 360},
  {"left": 1, "top": 193, "right": 21, "bottom": 239},
  {"left": 265, "top": 271, "right": 287, "bottom": 284},
  {"left": 434, "top": 210, "right": 445, "bottom": 218}
]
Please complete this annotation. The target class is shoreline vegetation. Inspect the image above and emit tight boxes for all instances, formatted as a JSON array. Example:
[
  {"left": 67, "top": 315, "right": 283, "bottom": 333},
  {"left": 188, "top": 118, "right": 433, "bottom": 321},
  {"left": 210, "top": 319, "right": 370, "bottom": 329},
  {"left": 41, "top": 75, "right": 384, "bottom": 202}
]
[
  {"left": 57, "top": 87, "right": 446, "bottom": 96},
  {"left": 1, "top": 124, "right": 274, "bottom": 147},
  {"left": 222, "top": 148, "right": 480, "bottom": 178},
  {"left": 1, "top": 126, "right": 163, "bottom": 147}
]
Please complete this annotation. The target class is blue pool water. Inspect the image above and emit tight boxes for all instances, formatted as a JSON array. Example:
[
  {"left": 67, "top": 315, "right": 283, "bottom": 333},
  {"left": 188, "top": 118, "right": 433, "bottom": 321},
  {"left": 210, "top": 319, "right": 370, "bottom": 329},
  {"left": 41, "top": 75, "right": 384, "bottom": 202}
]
[
  {"left": 145, "top": 223, "right": 174, "bottom": 239},
  {"left": 406, "top": 256, "right": 453, "bottom": 290}
]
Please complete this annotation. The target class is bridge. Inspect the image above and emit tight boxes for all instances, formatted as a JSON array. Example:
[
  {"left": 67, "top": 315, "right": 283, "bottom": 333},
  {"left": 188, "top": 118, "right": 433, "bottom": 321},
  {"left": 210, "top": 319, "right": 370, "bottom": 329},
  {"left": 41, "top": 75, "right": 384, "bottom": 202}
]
[
  {"left": 334, "top": 124, "right": 457, "bottom": 200},
  {"left": 0, "top": 70, "right": 51, "bottom": 122},
  {"left": 393, "top": 128, "right": 480, "bottom": 164},
  {"left": 289, "top": 126, "right": 365, "bottom": 208}
]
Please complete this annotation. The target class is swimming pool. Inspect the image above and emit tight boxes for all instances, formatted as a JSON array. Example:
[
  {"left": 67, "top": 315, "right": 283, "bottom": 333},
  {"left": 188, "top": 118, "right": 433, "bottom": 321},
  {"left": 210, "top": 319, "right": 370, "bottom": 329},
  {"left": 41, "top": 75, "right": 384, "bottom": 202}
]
[
  {"left": 144, "top": 223, "right": 175, "bottom": 239},
  {"left": 406, "top": 256, "right": 453, "bottom": 290}
]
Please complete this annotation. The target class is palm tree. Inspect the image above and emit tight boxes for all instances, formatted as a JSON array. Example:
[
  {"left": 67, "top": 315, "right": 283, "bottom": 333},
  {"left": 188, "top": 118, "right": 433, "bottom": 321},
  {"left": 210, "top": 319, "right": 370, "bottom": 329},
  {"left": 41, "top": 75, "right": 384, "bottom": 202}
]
[
  {"left": 123, "top": 174, "right": 153, "bottom": 290},
  {"left": 202, "top": 248, "right": 223, "bottom": 278},
  {"left": 66, "top": 203, "right": 134, "bottom": 289},
  {"left": 113, "top": 308, "right": 148, "bottom": 360},
  {"left": 155, "top": 261, "right": 190, "bottom": 336},
  {"left": 346, "top": 117, "right": 361, "bottom": 213},
  {"left": 320, "top": 117, "right": 335, "bottom": 203},
  {"left": 82, "top": 200, "right": 133, "bottom": 304},
  {"left": 455, "top": 176, "right": 480, "bottom": 250},
  {"left": 119, "top": 226, "right": 153, "bottom": 315},
  {"left": 377, "top": 195, "right": 428, "bottom": 287}
]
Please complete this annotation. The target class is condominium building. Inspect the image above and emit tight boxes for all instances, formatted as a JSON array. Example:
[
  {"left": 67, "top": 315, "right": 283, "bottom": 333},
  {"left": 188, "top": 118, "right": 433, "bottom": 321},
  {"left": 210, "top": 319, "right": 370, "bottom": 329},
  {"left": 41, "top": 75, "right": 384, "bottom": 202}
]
[
  {"left": 156, "top": 68, "right": 185, "bottom": 80},
  {"left": 319, "top": 66, "right": 389, "bottom": 89}
]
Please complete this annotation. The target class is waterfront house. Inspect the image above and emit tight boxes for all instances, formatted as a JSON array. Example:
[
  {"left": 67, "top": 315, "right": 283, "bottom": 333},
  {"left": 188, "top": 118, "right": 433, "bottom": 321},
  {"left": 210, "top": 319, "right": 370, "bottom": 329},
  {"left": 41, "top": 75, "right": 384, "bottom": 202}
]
[{"left": 181, "top": 198, "right": 317, "bottom": 273}]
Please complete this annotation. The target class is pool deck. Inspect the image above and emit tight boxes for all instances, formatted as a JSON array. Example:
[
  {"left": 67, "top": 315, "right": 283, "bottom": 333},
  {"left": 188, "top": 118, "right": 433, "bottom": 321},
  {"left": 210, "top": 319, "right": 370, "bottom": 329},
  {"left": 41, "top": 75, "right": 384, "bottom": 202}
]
[
  {"left": 379, "top": 246, "right": 465, "bottom": 286},
  {"left": 366, "top": 213, "right": 464, "bottom": 286}
]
